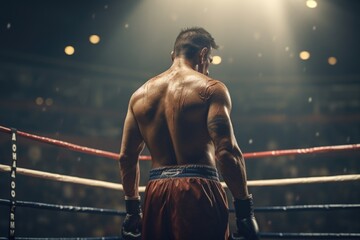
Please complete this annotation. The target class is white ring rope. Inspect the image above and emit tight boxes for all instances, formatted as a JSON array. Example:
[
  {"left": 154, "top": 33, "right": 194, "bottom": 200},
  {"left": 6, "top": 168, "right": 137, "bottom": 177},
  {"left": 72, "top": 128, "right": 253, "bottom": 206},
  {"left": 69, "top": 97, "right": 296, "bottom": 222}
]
[{"left": 1, "top": 164, "right": 359, "bottom": 193}]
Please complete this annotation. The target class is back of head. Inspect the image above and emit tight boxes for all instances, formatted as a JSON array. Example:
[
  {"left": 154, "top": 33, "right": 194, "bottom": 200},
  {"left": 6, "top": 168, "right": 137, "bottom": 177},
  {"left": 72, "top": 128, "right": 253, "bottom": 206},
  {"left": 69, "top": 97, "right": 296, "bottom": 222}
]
[{"left": 173, "top": 27, "right": 218, "bottom": 60}]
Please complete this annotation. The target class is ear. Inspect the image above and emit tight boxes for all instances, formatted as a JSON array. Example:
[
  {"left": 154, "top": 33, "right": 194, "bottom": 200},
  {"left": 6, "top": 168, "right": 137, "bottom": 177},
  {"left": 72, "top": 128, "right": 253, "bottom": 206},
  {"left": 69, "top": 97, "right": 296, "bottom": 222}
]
[
  {"left": 199, "top": 47, "right": 209, "bottom": 64},
  {"left": 171, "top": 51, "right": 175, "bottom": 62}
]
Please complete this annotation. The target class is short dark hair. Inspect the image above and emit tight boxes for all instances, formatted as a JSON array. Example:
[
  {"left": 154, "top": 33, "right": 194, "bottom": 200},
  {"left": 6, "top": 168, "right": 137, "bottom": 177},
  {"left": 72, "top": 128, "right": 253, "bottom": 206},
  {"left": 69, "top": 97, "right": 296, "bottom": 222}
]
[{"left": 173, "top": 27, "right": 218, "bottom": 59}]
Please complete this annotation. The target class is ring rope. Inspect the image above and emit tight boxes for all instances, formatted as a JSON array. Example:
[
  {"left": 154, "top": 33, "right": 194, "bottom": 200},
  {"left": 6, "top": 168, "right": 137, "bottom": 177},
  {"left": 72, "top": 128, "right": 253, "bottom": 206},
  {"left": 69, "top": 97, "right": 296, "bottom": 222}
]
[
  {"left": 252, "top": 204, "right": 360, "bottom": 212},
  {"left": 1, "top": 164, "right": 359, "bottom": 191},
  {"left": 224, "top": 174, "right": 360, "bottom": 187},
  {"left": 259, "top": 232, "right": 360, "bottom": 239},
  {"left": 0, "top": 199, "right": 125, "bottom": 216},
  {"left": 1, "top": 125, "right": 359, "bottom": 160},
  {"left": 0, "top": 164, "right": 126, "bottom": 191},
  {"left": 1, "top": 198, "right": 358, "bottom": 215},
  {"left": 1, "top": 234, "right": 359, "bottom": 240},
  {"left": 0, "top": 237, "right": 121, "bottom": 240},
  {"left": 0, "top": 126, "right": 119, "bottom": 160}
]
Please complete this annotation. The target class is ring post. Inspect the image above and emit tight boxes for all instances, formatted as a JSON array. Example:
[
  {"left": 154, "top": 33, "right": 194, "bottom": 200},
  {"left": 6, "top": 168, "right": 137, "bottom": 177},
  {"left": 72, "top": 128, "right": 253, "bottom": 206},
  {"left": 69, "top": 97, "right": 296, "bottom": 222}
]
[{"left": 9, "top": 128, "right": 17, "bottom": 239}]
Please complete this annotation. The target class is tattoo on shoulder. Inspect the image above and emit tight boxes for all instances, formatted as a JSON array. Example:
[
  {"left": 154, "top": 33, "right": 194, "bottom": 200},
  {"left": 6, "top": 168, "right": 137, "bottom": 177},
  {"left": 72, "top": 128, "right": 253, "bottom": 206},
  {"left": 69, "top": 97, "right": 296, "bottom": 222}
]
[
  {"left": 199, "top": 80, "right": 219, "bottom": 101},
  {"left": 208, "top": 115, "right": 231, "bottom": 136}
]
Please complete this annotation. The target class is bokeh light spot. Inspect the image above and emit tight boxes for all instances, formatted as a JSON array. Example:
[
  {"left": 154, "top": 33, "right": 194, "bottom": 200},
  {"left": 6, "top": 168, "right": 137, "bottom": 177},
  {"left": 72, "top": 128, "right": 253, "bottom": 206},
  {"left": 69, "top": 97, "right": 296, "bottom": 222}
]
[
  {"left": 328, "top": 56, "right": 337, "bottom": 65},
  {"left": 306, "top": 0, "right": 318, "bottom": 8},
  {"left": 212, "top": 56, "right": 222, "bottom": 65},
  {"left": 64, "top": 46, "right": 75, "bottom": 55},
  {"left": 35, "top": 97, "right": 44, "bottom": 105},
  {"left": 299, "top": 51, "right": 310, "bottom": 60},
  {"left": 45, "top": 98, "right": 54, "bottom": 106},
  {"left": 89, "top": 34, "right": 100, "bottom": 44}
]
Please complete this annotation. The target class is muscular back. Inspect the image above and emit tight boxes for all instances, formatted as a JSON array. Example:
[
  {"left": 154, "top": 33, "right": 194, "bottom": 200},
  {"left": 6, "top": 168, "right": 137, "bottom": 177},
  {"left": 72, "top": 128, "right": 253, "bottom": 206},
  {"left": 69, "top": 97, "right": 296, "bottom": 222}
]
[{"left": 130, "top": 66, "right": 224, "bottom": 168}]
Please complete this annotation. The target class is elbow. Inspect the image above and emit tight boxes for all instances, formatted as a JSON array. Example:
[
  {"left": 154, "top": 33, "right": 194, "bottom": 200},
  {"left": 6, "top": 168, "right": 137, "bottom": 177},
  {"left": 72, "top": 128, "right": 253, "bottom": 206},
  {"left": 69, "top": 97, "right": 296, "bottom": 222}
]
[
  {"left": 118, "top": 153, "right": 128, "bottom": 169},
  {"left": 119, "top": 151, "right": 127, "bottom": 160},
  {"left": 216, "top": 146, "right": 244, "bottom": 167},
  {"left": 119, "top": 152, "right": 138, "bottom": 169},
  {"left": 119, "top": 143, "right": 145, "bottom": 164},
  {"left": 119, "top": 152, "right": 128, "bottom": 164}
]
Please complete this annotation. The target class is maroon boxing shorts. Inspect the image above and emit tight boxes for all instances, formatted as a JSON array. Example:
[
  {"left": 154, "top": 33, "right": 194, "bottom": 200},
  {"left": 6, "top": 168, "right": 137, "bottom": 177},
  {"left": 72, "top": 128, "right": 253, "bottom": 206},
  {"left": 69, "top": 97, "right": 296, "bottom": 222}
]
[{"left": 142, "top": 165, "right": 229, "bottom": 240}]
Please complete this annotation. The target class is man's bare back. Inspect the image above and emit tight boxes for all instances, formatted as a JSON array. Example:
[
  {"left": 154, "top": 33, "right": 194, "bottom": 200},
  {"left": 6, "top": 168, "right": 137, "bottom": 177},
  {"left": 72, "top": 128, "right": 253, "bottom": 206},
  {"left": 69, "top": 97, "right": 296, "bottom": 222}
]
[
  {"left": 130, "top": 62, "right": 225, "bottom": 168},
  {"left": 130, "top": 61, "right": 228, "bottom": 167}
]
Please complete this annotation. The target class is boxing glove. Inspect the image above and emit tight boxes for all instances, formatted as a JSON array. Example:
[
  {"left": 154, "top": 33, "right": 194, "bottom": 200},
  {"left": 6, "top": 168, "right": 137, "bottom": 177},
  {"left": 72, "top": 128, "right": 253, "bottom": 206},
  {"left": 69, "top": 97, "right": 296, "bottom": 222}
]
[
  {"left": 231, "top": 195, "right": 260, "bottom": 240},
  {"left": 121, "top": 198, "right": 142, "bottom": 240}
]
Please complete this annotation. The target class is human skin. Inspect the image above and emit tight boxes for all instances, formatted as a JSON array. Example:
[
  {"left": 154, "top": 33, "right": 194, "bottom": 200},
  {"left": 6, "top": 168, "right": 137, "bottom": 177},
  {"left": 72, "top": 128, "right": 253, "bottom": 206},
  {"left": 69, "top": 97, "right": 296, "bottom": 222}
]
[{"left": 119, "top": 47, "right": 249, "bottom": 200}]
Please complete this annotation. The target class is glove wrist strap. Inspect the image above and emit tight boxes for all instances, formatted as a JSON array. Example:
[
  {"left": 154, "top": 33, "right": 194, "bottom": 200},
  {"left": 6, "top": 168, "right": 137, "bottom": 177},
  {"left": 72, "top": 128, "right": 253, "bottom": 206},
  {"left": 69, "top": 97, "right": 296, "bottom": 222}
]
[
  {"left": 125, "top": 195, "right": 141, "bottom": 200},
  {"left": 125, "top": 199, "right": 142, "bottom": 215},
  {"left": 233, "top": 194, "right": 254, "bottom": 219}
]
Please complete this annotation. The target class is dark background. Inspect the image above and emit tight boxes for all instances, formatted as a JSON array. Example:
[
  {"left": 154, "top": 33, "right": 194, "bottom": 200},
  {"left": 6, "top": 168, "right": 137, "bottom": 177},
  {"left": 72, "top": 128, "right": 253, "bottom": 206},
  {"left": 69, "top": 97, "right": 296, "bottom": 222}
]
[{"left": 0, "top": 0, "right": 359, "bottom": 238}]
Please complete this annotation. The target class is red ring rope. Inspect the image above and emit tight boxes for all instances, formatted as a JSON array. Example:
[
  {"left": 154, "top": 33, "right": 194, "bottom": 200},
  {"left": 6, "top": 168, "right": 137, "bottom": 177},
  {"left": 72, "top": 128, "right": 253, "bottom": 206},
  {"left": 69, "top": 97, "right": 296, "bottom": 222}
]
[{"left": 1, "top": 125, "right": 359, "bottom": 161}]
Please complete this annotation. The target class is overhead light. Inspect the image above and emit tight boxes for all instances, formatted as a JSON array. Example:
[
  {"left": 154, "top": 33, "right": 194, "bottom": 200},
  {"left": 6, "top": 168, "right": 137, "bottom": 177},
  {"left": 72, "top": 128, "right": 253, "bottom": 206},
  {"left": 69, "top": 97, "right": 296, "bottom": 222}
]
[
  {"left": 212, "top": 56, "right": 222, "bottom": 65},
  {"left": 89, "top": 34, "right": 100, "bottom": 44},
  {"left": 328, "top": 56, "right": 337, "bottom": 65},
  {"left": 299, "top": 51, "right": 310, "bottom": 60},
  {"left": 64, "top": 46, "right": 75, "bottom": 55},
  {"left": 306, "top": 0, "right": 317, "bottom": 9}
]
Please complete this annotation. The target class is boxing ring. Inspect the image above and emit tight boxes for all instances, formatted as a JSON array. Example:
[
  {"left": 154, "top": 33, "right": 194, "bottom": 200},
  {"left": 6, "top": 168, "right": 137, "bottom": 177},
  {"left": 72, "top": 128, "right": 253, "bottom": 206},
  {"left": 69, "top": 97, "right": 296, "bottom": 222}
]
[{"left": 0, "top": 125, "right": 359, "bottom": 239}]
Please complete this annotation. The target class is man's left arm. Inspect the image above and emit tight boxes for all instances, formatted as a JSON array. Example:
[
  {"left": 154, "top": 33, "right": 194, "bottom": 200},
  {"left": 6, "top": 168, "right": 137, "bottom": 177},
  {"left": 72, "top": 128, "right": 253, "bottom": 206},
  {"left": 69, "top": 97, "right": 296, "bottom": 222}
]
[{"left": 119, "top": 103, "right": 144, "bottom": 198}]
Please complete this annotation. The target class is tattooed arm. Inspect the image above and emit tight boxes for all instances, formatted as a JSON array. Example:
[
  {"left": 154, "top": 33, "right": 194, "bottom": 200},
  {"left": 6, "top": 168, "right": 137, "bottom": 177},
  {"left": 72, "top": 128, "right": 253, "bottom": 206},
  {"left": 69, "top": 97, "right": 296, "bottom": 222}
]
[{"left": 207, "top": 82, "right": 249, "bottom": 199}]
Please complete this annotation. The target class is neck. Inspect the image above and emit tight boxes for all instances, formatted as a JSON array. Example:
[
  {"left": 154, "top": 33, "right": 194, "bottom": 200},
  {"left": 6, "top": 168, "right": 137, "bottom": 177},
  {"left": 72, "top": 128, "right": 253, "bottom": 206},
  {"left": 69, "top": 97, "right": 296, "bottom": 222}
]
[{"left": 171, "top": 56, "right": 197, "bottom": 70}]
